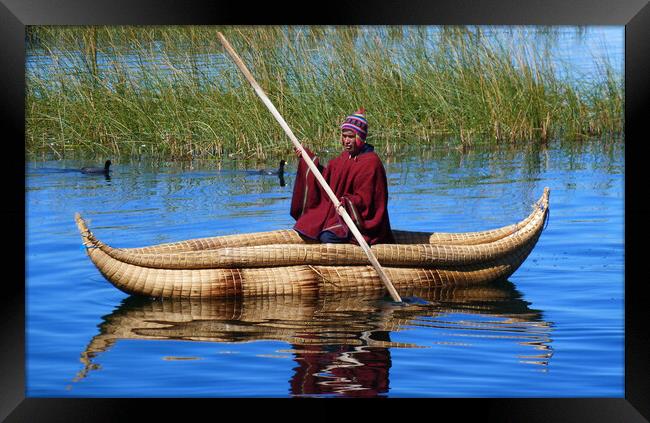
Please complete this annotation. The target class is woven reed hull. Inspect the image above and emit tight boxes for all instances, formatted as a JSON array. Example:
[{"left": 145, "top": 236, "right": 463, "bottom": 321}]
[
  {"left": 75, "top": 188, "right": 549, "bottom": 299},
  {"left": 114, "top": 199, "right": 540, "bottom": 254},
  {"left": 83, "top": 206, "right": 545, "bottom": 269},
  {"left": 83, "top": 229, "right": 541, "bottom": 298}
]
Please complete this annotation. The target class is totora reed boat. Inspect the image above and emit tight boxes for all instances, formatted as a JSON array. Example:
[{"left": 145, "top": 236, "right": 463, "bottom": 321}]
[{"left": 75, "top": 188, "right": 550, "bottom": 299}]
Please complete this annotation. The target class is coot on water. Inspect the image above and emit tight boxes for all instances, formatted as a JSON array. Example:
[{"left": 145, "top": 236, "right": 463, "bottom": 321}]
[
  {"left": 81, "top": 160, "right": 112, "bottom": 174},
  {"left": 259, "top": 160, "right": 285, "bottom": 175}
]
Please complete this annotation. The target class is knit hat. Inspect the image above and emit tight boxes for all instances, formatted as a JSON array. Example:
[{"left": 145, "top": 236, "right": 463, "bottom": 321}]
[{"left": 340, "top": 108, "right": 368, "bottom": 142}]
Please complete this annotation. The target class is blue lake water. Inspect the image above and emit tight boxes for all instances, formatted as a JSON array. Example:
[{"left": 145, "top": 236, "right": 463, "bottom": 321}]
[{"left": 25, "top": 140, "right": 624, "bottom": 397}]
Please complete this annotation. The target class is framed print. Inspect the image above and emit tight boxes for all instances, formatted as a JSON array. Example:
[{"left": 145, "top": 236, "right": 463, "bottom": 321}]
[{"left": 5, "top": 0, "right": 649, "bottom": 420}]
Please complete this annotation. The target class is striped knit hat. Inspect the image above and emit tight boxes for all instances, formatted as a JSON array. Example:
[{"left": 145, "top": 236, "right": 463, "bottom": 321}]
[{"left": 340, "top": 108, "right": 368, "bottom": 142}]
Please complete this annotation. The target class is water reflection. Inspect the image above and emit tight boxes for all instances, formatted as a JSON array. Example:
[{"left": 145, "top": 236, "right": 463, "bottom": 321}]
[{"left": 75, "top": 282, "right": 553, "bottom": 397}]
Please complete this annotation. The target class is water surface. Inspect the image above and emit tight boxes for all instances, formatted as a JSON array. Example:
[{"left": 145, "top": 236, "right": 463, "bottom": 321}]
[{"left": 26, "top": 140, "right": 624, "bottom": 397}]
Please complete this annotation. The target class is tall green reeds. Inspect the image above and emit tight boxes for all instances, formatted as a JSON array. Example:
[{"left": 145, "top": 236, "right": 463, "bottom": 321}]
[{"left": 26, "top": 26, "right": 623, "bottom": 160}]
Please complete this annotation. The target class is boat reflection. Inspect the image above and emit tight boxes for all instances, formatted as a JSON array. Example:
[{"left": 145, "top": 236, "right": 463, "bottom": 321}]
[{"left": 75, "top": 281, "right": 553, "bottom": 397}]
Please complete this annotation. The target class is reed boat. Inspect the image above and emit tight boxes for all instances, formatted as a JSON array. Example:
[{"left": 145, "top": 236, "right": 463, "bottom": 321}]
[{"left": 75, "top": 188, "right": 549, "bottom": 299}]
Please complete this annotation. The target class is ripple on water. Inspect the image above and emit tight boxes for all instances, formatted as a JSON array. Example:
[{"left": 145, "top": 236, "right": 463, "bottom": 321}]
[{"left": 26, "top": 142, "right": 624, "bottom": 397}]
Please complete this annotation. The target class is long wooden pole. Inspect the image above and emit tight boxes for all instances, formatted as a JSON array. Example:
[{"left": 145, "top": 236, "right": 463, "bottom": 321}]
[{"left": 217, "top": 32, "right": 402, "bottom": 302}]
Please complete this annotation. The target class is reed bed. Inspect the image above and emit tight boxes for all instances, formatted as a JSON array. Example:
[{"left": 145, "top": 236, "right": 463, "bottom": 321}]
[{"left": 26, "top": 26, "right": 623, "bottom": 161}]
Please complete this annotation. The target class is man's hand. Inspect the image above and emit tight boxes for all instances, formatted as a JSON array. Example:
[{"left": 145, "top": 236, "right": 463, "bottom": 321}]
[{"left": 336, "top": 199, "right": 346, "bottom": 215}]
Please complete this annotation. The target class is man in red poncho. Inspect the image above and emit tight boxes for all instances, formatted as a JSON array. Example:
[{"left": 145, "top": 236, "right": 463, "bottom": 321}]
[{"left": 290, "top": 108, "right": 394, "bottom": 245}]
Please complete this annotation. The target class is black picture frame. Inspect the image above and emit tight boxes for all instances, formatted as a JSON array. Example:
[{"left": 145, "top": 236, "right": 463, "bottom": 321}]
[{"left": 5, "top": 0, "right": 649, "bottom": 421}]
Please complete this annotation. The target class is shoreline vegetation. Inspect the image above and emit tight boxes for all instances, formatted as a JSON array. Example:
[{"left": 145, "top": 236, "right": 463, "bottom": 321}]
[{"left": 26, "top": 26, "right": 623, "bottom": 162}]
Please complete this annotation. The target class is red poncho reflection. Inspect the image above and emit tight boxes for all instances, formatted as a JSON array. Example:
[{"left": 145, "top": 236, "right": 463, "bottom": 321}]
[{"left": 290, "top": 334, "right": 392, "bottom": 397}]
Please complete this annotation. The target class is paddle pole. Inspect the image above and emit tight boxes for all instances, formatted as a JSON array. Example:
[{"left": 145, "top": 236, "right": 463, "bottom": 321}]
[{"left": 217, "top": 32, "right": 402, "bottom": 303}]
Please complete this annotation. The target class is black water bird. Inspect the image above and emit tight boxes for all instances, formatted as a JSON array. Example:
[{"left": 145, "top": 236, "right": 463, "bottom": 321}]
[
  {"left": 259, "top": 160, "right": 285, "bottom": 176},
  {"left": 243, "top": 160, "right": 286, "bottom": 186},
  {"left": 81, "top": 160, "right": 112, "bottom": 175}
]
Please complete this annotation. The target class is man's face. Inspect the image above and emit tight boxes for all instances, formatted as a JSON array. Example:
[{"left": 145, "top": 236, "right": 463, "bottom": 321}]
[{"left": 341, "top": 129, "right": 361, "bottom": 155}]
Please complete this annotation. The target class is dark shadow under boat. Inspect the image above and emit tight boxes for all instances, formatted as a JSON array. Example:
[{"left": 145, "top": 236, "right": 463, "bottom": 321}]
[{"left": 74, "top": 281, "right": 553, "bottom": 397}]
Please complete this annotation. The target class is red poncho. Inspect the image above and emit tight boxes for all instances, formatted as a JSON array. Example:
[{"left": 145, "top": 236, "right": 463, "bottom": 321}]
[{"left": 290, "top": 144, "right": 394, "bottom": 245}]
